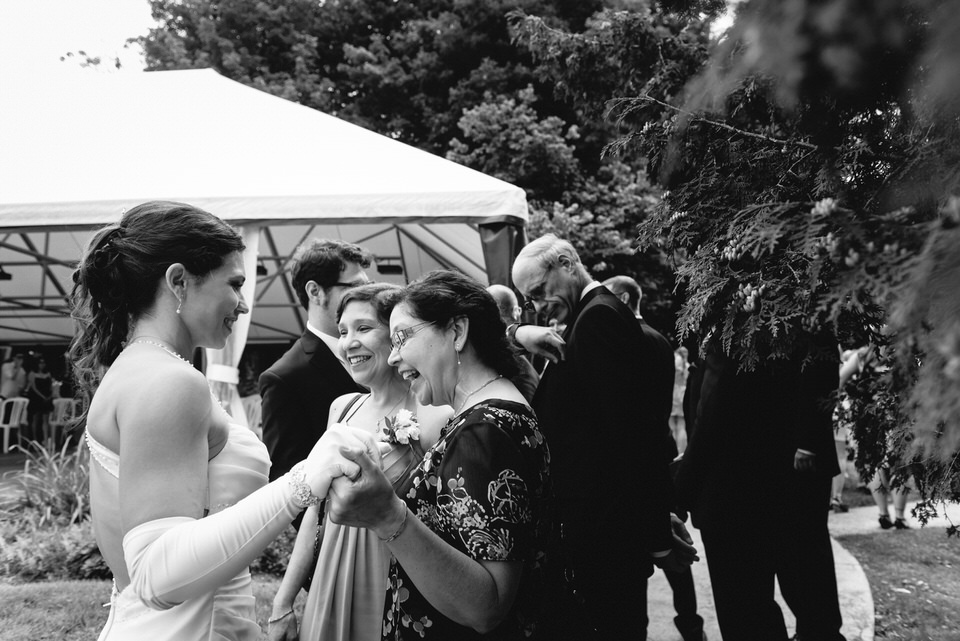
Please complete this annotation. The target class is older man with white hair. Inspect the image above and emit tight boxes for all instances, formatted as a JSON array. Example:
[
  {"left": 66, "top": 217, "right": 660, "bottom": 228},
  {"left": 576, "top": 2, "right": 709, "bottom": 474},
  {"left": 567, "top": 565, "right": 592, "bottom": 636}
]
[{"left": 511, "top": 234, "right": 696, "bottom": 641}]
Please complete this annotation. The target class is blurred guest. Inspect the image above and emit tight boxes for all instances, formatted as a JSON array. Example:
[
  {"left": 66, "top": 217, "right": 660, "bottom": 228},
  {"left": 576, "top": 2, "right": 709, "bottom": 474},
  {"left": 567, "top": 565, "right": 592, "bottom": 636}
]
[
  {"left": 486, "top": 284, "right": 540, "bottom": 403},
  {"left": 25, "top": 356, "right": 54, "bottom": 444},
  {"left": 602, "top": 274, "right": 706, "bottom": 641},
  {"left": 0, "top": 351, "right": 26, "bottom": 400},
  {"left": 259, "top": 239, "right": 371, "bottom": 484},
  {"left": 268, "top": 283, "right": 451, "bottom": 641},
  {"left": 325, "top": 270, "right": 551, "bottom": 640},
  {"left": 513, "top": 238, "right": 696, "bottom": 641},
  {"left": 677, "top": 333, "right": 845, "bottom": 641}
]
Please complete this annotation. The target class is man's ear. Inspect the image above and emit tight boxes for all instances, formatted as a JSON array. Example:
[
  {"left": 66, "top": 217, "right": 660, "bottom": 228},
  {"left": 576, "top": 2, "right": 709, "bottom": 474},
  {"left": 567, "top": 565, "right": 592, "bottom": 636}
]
[
  {"left": 619, "top": 292, "right": 630, "bottom": 307},
  {"left": 305, "top": 280, "right": 324, "bottom": 306}
]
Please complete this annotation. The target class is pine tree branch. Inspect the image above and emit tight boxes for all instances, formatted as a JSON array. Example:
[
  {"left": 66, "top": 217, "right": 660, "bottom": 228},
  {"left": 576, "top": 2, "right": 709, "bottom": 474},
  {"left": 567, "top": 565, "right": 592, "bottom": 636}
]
[{"left": 614, "top": 94, "right": 818, "bottom": 150}]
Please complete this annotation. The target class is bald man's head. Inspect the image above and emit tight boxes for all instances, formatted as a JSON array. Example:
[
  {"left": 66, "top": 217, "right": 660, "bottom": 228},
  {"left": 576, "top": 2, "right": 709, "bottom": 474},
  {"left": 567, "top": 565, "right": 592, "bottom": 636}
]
[{"left": 486, "top": 284, "right": 521, "bottom": 324}]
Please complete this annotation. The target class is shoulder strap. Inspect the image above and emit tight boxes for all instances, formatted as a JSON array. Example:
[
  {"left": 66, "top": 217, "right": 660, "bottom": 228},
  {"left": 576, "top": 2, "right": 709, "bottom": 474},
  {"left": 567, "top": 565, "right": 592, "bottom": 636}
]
[{"left": 337, "top": 392, "right": 365, "bottom": 423}]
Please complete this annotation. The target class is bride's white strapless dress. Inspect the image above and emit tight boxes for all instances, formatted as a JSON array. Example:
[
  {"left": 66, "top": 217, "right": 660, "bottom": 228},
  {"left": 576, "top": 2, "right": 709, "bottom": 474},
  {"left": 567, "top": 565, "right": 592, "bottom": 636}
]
[{"left": 87, "top": 423, "right": 271, "bottom": 641}]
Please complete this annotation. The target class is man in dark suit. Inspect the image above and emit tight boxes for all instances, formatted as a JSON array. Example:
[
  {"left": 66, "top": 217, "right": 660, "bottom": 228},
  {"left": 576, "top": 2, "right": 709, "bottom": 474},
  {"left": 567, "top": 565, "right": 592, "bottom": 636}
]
[
  {"left": 512, "top": 235, "right": 695, "bottom": 640},
  {"left": 603, "top": 275, "right": 707, "bottom": 641},
  {"left": 486, "top": 284, "right": 541, "bottom": 403},
  {"left": 259, "top": 239, "right": 371, "bottom": 485},
  {"left": 676, "top": 334, "right": 845, "bottom": 641}
]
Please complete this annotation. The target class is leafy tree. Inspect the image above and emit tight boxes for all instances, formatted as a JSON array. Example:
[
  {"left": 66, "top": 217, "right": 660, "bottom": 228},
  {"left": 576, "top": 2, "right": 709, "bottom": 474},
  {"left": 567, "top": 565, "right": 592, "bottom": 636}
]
[
  {"left": 139, "top": 0, "right": 678, "bottom": 333},
  {"left": 512, "top": 0, "right": 960, "bottom": 509}
]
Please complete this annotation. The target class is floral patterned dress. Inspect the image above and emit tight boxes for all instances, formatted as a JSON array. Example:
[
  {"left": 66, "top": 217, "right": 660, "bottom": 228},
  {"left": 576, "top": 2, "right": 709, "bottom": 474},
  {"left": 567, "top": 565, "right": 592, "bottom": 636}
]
[{"left": 381, "top": 399, "right": 550, "bottom": 640}]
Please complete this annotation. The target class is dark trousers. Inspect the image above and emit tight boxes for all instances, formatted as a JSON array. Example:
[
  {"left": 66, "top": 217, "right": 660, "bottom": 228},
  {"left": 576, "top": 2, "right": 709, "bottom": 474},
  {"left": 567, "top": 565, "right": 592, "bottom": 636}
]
[
  {"left": 699, "top": 473, "right": 844, "bottom": 641},
  {"left": 640, "top": 565, "right": 705, "bottom": 640}
]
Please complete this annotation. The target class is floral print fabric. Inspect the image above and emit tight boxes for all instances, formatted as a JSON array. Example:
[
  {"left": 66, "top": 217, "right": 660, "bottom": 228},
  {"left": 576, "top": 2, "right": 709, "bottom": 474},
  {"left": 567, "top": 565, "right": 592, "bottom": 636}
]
[{"left": 382, "top": 399, "right": 550, "bottom": 640}]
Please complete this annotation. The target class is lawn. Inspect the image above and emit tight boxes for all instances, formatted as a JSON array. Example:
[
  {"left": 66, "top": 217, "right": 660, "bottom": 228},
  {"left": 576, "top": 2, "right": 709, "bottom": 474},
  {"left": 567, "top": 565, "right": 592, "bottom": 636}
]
[
  {"left": 836, "top": 527, "right": 959, "bottom": 641},
  {"left": 0, "top": 576, "right": 303, "bottom": 641}
]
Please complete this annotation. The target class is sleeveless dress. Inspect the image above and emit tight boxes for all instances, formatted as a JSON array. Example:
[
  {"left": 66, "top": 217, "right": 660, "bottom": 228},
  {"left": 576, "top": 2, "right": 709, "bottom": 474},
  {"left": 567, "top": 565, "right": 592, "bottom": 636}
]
[
  {"left": 86, "top": 422, "right": 271, "bottom": 641},
  {"left": 298, "top": 395, "right": 424, "bottom": 641}
]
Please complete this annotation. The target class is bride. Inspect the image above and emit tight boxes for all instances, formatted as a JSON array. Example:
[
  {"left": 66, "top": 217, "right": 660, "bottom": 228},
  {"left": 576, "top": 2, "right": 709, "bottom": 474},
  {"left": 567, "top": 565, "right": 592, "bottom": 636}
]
[
  {"left": 70, "top": 201, "right": 374, "bottom": 641},
  {"left": 268, "top": 283, "right": 450, "bottom": 641}
]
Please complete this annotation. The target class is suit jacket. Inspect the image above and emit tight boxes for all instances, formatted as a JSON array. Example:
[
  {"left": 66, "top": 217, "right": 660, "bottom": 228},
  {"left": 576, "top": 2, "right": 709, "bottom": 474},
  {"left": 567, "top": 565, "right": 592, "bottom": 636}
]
[
  {"left": 675, "top": 342, "right": 840, "bottom": 529},
  {"left": 533, "top": 286, "right": 675, "bottom": 589},
  {"left": 259, "top": 330, "right": 363, "bottom": 482}
]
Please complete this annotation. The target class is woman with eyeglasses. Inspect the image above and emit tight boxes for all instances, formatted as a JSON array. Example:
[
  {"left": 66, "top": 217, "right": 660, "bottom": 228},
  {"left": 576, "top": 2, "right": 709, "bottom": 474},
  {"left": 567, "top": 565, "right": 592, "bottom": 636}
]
[
  {"left": 324, "top": 270, "right": 551, "bottom": 640},
  {"left": 269, "top": 283, "right": 451, "bottom": 641}
]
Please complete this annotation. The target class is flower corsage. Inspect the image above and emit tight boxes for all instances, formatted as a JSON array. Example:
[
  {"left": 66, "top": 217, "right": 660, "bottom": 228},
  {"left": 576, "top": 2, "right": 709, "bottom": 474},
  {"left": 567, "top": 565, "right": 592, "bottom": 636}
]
[{"left": 379, "top": 408, "right": 421, "bottom": 445}]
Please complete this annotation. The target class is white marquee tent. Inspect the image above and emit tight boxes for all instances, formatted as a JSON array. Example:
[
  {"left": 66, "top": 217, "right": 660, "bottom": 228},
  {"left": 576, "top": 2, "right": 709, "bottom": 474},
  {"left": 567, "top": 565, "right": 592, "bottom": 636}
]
[{"left": 0, "top": 69, "right": 528, "bottom": 423}]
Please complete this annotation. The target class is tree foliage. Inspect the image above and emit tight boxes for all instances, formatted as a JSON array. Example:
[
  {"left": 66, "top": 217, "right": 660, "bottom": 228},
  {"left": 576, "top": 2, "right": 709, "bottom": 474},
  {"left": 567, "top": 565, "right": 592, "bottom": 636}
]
[
  {"left": 512, "top": 0, "right": 960, "bottom": 507},
  {"left": 139, "top": 0, "right": 678, "bottom": 334}
]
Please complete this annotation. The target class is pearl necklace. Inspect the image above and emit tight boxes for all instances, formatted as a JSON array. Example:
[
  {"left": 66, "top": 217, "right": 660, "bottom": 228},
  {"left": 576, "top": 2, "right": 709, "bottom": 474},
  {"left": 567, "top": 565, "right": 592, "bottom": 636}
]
[
  {"left": 455, "top": 374, "right": 503, "bottom": 415},
  {"left": 127, "top": 338, "right": 191, "bottom": 365}
]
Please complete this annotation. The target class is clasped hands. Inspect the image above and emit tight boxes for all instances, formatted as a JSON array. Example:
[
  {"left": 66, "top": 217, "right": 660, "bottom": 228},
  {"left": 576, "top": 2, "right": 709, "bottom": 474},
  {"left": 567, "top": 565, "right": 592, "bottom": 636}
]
[
  {"left": 653, "top": 513, "right": 700, "bottom": 573},
  {"left": 303, "top": 424, "right": 401, "bottom": 538}
]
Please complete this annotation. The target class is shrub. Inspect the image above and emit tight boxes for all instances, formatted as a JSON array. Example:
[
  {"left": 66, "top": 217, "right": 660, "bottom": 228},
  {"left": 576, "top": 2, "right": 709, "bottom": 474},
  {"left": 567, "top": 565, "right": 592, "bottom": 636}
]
[
  {"left": 5, "top": 439, "right": 90, "bottom": 527},
  {"left": 0, "top": 518, "right": 109, "bottom": 581}
]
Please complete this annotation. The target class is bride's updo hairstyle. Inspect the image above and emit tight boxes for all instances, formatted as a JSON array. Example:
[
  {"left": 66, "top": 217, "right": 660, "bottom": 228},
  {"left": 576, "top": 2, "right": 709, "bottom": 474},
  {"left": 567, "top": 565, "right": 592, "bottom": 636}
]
[
  {"left": 398, "top": 270, "right": 521, "bottom": 379},
  {"left": 68, "top": 201, "right": 245, "bottom": 396}
]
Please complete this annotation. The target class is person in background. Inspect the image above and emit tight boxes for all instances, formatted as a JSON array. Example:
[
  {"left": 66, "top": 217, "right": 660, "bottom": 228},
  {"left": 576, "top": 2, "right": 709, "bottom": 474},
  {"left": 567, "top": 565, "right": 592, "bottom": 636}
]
[
  {"left": 601, "top": 274, "right": 706, "bottom": 641},
  {"left": 676, "top": 331, "right": 845, "bottom": 641},
  {"left": 268, "top": 283, "right": 451, "bottom": 641},
  {"left": 512, "top": 237, "right": 696, "bottom": 641},
  {"left": 24, "top": 355, "right": 54, "bottom": 445},
  {"left": 259, "top": 239, "right": 371, "bottom": 484},
  {"left": 839, "top": 345, "right": 912, "bottom": 529},
  {"left": 0, "top": 351, "right": 26, "bottom": 400},
  {"left": 69, "top": 201, "right": 375, "bottom": 641},
  {"left": 324, "top": 270, "right": 551, "bottom": 640},
  {"left": 486, "top": 284, "right": 540, "bottom": 403}
]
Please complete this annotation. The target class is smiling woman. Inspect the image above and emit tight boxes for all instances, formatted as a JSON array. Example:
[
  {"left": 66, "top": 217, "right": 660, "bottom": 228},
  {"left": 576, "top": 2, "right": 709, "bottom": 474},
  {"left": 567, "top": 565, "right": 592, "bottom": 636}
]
[
  {"left": 67, "top": 201, "right": 379, "bottom": 641},
  {"left": 318, "top": 270, "right": 551, "bottom": 640}
]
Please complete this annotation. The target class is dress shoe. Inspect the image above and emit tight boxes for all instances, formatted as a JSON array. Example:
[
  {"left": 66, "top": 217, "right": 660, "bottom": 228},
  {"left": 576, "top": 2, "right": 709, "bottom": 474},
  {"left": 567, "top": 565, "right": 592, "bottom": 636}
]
[
  {"left": 878, "top": 514, "right": 894, "bottom": 529},
  {"left": 894, "top": 517, "right": 911, "bottom": 529}
]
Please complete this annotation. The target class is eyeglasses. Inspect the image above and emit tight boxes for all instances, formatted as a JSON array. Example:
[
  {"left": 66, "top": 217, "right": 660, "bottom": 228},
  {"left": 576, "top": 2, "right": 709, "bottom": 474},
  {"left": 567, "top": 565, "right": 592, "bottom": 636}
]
[
  {"left": 329, "top": 279, "right": 367, "bottom": 289},
  {"left": 390, "top": 321, "right": 434, "bottom": 352},
  {"left": 521, "top": 266, "right": 553, "bottom": 312}
]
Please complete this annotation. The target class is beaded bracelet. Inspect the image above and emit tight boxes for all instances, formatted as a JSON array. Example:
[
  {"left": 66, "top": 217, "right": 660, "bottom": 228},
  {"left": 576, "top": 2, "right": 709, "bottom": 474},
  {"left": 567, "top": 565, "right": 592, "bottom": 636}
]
[
  {"left": 379, "top": 504, "right": 408, "bottom": 543},
  {"left": 268, "top": 609, "right": 294, "bottom": 625},
  {"left": 287, "top": 462, "right": 322, "bottom": 509}
]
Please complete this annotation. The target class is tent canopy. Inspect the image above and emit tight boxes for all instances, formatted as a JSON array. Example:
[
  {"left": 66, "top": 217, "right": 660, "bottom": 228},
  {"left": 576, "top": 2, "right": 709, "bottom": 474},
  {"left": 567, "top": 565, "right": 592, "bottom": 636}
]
[{"left": 0, "top": 69, "right": 528, "bottom": 346}]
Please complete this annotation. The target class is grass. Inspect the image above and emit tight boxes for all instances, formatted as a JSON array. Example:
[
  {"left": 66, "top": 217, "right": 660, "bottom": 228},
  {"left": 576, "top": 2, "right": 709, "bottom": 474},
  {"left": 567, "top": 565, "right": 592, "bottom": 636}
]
[
  {"left": 0, "top": 575, "right": 304, "bottom": 641},
  {"left": 837, "top": 528, "right": 959, "bottom": 640}
]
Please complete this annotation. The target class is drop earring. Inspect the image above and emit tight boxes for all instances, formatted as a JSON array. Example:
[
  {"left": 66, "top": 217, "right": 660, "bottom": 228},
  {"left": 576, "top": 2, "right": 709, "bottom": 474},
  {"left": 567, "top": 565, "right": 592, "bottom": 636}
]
[{"left": 176, "top": 296, "right": 183, "bottom": 315}]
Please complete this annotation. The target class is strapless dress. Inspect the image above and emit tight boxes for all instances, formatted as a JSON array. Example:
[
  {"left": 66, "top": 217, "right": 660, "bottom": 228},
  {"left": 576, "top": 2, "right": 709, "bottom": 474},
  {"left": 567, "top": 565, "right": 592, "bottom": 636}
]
[{"left": 86, "top": 422, "right": 270, "bottom": 641}]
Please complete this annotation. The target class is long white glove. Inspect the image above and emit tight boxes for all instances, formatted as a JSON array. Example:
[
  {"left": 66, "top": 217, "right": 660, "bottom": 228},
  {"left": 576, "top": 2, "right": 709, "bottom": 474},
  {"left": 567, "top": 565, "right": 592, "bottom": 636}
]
[{"left": 123, "top": 424, "right": 380, "bottom": 610}]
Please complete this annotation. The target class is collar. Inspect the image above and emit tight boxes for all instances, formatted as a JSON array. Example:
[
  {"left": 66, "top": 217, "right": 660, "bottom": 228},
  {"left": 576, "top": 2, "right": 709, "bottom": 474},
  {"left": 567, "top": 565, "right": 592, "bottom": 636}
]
[
  {"left": 307, "top": 321, "right": 347, "bottom": 365},
  {"left": 580, "top": 280, "right": 602, "bottom": 300}
]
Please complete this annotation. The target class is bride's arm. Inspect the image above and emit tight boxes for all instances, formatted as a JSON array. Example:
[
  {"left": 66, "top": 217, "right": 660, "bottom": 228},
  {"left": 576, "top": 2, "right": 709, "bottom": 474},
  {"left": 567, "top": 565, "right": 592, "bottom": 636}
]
[{"left": 118, "top": 371, "right": 371, "bottom": 609}]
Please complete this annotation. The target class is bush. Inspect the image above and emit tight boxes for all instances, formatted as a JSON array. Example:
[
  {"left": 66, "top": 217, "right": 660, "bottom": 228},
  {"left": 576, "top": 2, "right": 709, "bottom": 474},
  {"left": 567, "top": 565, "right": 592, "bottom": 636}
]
[
  {"left": 4, "top": 439, "right": 90, "bottom": 527},
  {"left": 0, "top": 517, "right": 109, "bottom": 581},
  {"left": 0, "top": 438, "right": 295, "bottom": 582}
]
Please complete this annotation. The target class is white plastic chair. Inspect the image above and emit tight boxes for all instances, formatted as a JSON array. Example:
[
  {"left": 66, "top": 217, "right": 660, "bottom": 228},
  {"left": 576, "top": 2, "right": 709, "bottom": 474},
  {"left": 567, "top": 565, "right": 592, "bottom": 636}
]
[
  {"left": 47, "top": 397, "right": 80, "bottom": 446},
  {"left": 0, "top": 396, "right": 29, "bottom": 453}
]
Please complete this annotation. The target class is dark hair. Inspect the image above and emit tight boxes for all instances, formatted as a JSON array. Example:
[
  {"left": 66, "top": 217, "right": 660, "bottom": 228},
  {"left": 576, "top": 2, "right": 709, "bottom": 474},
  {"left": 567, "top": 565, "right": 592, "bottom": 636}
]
[
  {"left": 336, "top": 282, "right": 404, "bottom": 325},
  {"left": 398, "top": 270, "right": 521, "bottom": 379},
  {"left": 290, "top": 239, "right": 372, "bottom": 310},
  {"left": 67, "top": 201, "right": 245, "bottom": 397}
]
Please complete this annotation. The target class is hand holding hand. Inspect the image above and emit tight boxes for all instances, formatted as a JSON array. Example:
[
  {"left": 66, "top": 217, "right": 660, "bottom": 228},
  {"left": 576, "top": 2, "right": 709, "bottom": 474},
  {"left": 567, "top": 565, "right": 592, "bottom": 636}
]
[
  {"left": 302, "top": 424, "right": 381, "bottom": 499},
  {"left": 794, "top": 449, "right": 816, "bottom": 472},
  {"left": 515, "top": 325, "right": 566, "bottom": 363},
  {"left": 326, "top": 443, "right": 403, "bottom": 538}
]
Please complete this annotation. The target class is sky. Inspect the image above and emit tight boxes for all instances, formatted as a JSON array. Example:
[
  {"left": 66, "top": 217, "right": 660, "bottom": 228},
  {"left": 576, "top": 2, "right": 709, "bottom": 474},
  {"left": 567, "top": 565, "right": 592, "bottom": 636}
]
[{"left": 0, "top": 0, "right": 154, "bottom": 80}]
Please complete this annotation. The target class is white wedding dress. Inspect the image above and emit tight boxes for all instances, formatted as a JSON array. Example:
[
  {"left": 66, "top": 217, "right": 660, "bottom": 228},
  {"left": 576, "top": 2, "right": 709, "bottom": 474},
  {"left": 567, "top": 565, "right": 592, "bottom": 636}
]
[{"left": 87, "top": 422, "right": 272, "bottom": 641}]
